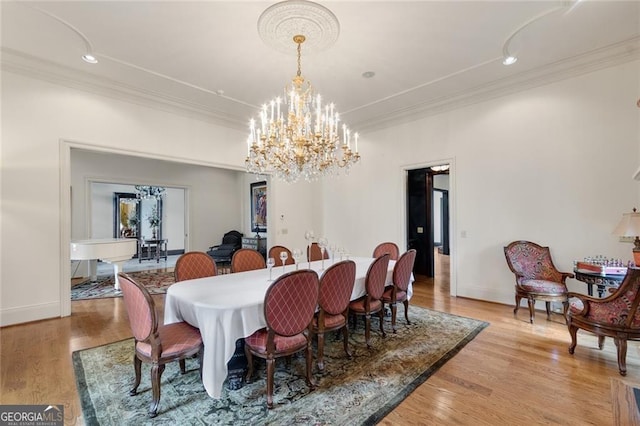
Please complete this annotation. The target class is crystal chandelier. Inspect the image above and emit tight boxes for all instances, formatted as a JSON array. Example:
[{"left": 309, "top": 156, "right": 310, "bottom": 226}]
[
  {"left": 246, "top": 34, "right": 360, "bottom": 183},
  {"left": 134, "top": 185, "right": 165, "bottom": 201}
]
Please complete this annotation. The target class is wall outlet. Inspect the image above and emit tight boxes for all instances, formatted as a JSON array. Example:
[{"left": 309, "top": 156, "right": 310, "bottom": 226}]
[
  {"left": 417, "top": 227, "right": 424, "bottom": 234},
  {"left": 281, "top": 228, "right": 288, "bottom": 235}
]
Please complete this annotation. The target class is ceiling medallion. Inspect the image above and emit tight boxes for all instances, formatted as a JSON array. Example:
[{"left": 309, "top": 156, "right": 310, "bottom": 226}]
[{"left": 257, "top": 0, "right": 340, "bottom": 55}]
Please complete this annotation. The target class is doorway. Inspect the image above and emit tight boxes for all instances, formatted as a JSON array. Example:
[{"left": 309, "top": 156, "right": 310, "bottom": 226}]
[{"left": 406, "top": 165, "right": 450, "bottom": 277}]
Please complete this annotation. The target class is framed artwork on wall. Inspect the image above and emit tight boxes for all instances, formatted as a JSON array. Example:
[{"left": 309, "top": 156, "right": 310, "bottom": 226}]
[{"left": 250, "top": 181, "right": 267, "bottom": 233}]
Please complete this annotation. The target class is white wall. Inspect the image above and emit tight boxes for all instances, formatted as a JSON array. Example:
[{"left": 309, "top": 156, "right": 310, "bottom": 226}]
[
  {"left": 71, "top": 149, "right": 241, "bottom": 252},
  {"left": 2, "top": 58, "right": 639, "bottom": 326},
  {"left": 323, "top": 60, "right": 640, "bottom": 305},
  {"left": 0, "top": 70, "right": 247, "bottom": 326}
]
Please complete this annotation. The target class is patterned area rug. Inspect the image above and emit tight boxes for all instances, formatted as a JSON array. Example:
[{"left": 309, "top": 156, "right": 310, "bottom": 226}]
[
  {"left": 73, "top": 306, "right": 488, "bottom": 425},
  {"left": 71, "top": 271, "right": 174, "bottom": 300}
]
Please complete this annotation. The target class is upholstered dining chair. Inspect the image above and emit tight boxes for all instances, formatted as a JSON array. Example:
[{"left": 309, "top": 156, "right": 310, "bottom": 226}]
[
  {"left": 244, "top": 269, "right": 319, "bottom": 409},
  {"left": 231, "top": 248, "right": 266, "bottom": 273},
  {"left": 174, "top": 251, "right": 217, "bottom": 282},
  {"left": 372, "top": 242, "right": 400, "bottom": 261},
  {"left": 568, "top": 267, "right": 640, "bottom": 376},
  {"left": 268, "top": 245, "right": 294, "bottom": 265},
  {"left": 381, "top": 249, "right": 417, "bottom": 333},
  {"left": 118, "top": 272, "right": 203, "bottom": 418},
  {"left": 312, "top": 260, "right": 356, "bottom": 371},
  {"left": 349, "top": 253, "right": 390, "bottom": 349},
  {"left": 307, "top": 242, "right": 329, "bottom": 261},
  {"left": 504, "top": 240, "right": 574, "bottom": 324}
]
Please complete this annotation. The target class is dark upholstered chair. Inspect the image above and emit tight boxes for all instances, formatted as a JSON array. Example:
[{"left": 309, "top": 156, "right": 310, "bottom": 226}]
[
  {"left": 372, "top": 242, "right": 400, "bottom": 261},
  {"left": 268, "top": 245, "right": 294, "bottom": 265},
  {"left": 568, "top": 268, "right": 640, "bottom": 376},
  {"left": 349, "top": 254, "right": 390, "bottom": 348},
  {"left": 174, "top": 251, "right": 217, "bottom": 282},
  {"left": 504, "top": 240, "right": 573, "bottom": 324},
  {"left": 312, "top": 260, "right": 356, "bottom": 371},
  {"left": 207, "top": 230, "right": 243, "bottom": 265},
  {"left": 307, "top": 242, "right": 329, "bottom": 261},
  {"left": 231, "top": 248, "right": 266, "bottom": 273},
  {"left": 244, "top": 270, "right": 319, "bottom": 409},
  {"left": 382, "top": 249, "right": 416, "bottom": 332},
  {"left": 118, "top": 273, "right": 203, "bottom": 418}
]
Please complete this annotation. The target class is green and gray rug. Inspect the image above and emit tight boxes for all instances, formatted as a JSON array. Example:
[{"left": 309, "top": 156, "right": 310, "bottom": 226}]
[{"left": 73, "top": 306, "right": 488, "bottom": 425}]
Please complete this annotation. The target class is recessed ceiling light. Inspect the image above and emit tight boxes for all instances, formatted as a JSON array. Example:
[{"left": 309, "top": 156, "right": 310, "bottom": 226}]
[
  {"left": 502, "top": 56, "right": 517, "bottom": 66},
  {"left": 362, "top": 71, "right": 375, "bottom": 78},
  {"left": 82, "top": 54, "right": 98, "bottom": 64}
]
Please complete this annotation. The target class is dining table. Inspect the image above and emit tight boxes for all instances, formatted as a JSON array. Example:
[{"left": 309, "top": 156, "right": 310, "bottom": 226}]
[{"left": 163, "top": 256, "right": 413, "bottom": 399}]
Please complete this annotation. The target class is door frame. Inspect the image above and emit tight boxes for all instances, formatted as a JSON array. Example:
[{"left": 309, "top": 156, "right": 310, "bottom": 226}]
[{"left": 401, "top": 158, "right": 456, "bottom": 297}]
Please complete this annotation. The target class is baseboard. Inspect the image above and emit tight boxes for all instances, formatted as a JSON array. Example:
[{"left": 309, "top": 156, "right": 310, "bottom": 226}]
[{"left": 0, "top": 301, "right": 61, "bottom": 327}]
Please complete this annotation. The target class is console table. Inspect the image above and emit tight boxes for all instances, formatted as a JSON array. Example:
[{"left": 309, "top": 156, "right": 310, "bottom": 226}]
[
  {"left": 574, "top": 268, "right": 626, "bottom": 297},
  {"left": 138, "top": 239, "right": 168, "bottom": 263}
]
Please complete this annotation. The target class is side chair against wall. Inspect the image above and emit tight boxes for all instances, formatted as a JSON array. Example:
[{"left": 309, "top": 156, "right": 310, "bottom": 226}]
[
  {"left": 503, "top": 240, "right": 574, "bottom": 324},
  {"left": 568, "top": 267, "right": 640, "bottom": 376},
  {"left": 312, "top": 260, "right": 356, "bottom": 371},
  {"left": 244, "top": 270, "right": 319, "bottom": 409},
  {"left": 381, "top": 249, "right": 417, "bottom": 333},
  {"left": 372, "top": 242, "right": 400, "bottom": 261},
  {"left": 118, "top": 273, "right": 203, "bottom": 418},
  {"left": 174, "top": 251, "right": 217, "bottom": 282},
  {"left": 348, "top": 253, "right": 390, "bottom": 349},
  {"left": 308, "top": 242, "right": 329, "bottom": 261},
  {"left": 268, "top": 245, "right": 294, "bottom": 265},
  {"left": 231, "top": 248, "right": 266, "bottom": 273}
]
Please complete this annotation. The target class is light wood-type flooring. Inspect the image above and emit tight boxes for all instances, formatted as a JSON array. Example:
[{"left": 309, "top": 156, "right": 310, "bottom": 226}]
[{"left": 2, "top": 253, "right": 639, "bottom": 425}]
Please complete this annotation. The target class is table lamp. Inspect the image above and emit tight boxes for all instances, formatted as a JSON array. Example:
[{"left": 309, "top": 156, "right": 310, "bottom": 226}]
[{"left": 612, "top": 208, "right": 640, "bottom": 265}]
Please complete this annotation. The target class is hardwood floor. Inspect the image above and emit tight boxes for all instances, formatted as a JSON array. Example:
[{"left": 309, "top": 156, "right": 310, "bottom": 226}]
[{"left": 2, "top": 254, "right": 639, "bottom": 425}]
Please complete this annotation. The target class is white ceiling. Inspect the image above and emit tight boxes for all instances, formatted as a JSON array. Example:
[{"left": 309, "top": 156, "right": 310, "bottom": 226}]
[{"left": 2, "top": 1, "right": 639, "bottom": 131}]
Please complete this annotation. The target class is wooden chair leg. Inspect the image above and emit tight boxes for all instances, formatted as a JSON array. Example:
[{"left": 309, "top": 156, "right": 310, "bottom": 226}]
[
  {"left": 545, "top": 301, "right": 551, "bottom": 320},
  {"left": 568, "top": 324, "right": 578, "bottom": 354},
  {"left": 342, "top": 325, "right": 352, "bottom": 359},
  {"left": 403, "top": 300, "right": 411, "bottom": 325},
  {"left": 390, "top": 302, "right": 398, "bottom": 333},
  {"left": 244, "top": 346, "right": 254, "bottom": 383},
  {"left": 514, "top": 294, "right": 522, "bottom": 315},
  {"left": 365, "top": 313, "right": 372, "bottom": 348},
  {"left": 598, "top": 336, "right": 606, "bottom": 350},
  {"left": 527, "top": 297, "right": 535, "bottom": 324},
  {"left": 616, "top": 338, "right": 628, "bottom": 376},
  {"left": 266, "top": 358, "right": 275, "bottom": 409},
  {"left": 130, "top": 355, "right": 142, "bottom": 396},
  {"left": 317, "top": 330, "right": 325, "bottom": 371},
  {"left": 378, "top": 309, "right": 386, "bottom": 339},
  {"left": 149, "top": 363, "right": 165, "bottom": 418},
  {"left": 305, "top": 339, "right": 315, "bottom": 390},
  {"left": 179, "top": 358, "right": 186, "bottom": 374}
]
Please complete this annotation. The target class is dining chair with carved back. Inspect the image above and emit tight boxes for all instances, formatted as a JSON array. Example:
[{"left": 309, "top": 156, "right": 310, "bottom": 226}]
[
  {"left": 268, "top": 245, "right": 294, "bottom": 266},
  {"left": 118, "top": 272, "right": 203, "bottom": 418},
  {"left": 312, "top": 259, "right": 356, "bottom": 371},
  {"left": 372, "top": 242, "right": 400, "bottom": 261},
  {"left": 307, "top": 242, "right": 329, "bottom": 261},
  {"left": 244, "top": 269, "right": 320, "bottom": 409},
  {"left": 381, "top": 249, "right": 416, "bottom": 333},
  {"left": 231, "top": 248, "right": 266, "bottom": 273},
  {"left": 174, "top": 251, "right": 217, "bottom": 282},
  {"left": 348, "top": 253, "right": 390, "bottom": 349}
]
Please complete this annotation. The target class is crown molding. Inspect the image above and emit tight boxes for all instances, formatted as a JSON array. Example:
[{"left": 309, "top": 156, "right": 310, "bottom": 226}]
[
  {"left": 2, "top": 37, "right": 639, "bottom": 135},
  {"left": 1, "top": 48, "right": 248, "bottom": 131},
  {"left": 354, "top": 37, "right": 640, "bottom": 133}
]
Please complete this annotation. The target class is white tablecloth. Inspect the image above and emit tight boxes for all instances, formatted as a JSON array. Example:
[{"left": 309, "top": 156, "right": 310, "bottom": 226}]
[{"left": 164, "top": 256, "right": 413, "bottom": 398}]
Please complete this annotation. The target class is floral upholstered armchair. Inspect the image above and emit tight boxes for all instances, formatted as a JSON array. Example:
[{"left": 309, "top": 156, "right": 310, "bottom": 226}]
[
  {"left": 568, "top": 267, "right": 640, "bottom": 376},
  {"left": 504, "top": 240, "right": 574, "bottom": 324}
]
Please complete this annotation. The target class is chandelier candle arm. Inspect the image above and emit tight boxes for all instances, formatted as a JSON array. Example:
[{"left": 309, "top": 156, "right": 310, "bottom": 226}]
[{"left": 245, "top": 34, "right": 360, "bottom": 183}]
